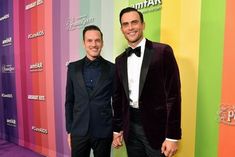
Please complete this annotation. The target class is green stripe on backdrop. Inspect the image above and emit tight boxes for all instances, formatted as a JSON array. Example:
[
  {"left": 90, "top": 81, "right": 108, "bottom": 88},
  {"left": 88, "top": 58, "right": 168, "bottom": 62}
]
[
  {"left": 113, "top": 1, "right": 128, "bottom": 157},
  {"left": 195, "top": 0, "right": 225, "bottom": 157}
]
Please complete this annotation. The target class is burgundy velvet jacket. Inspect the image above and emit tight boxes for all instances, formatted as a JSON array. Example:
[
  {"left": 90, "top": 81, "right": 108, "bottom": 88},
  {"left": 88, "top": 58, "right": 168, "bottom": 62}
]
[{"left": 112, "top": 39, "right": 182, "bottom": 149}]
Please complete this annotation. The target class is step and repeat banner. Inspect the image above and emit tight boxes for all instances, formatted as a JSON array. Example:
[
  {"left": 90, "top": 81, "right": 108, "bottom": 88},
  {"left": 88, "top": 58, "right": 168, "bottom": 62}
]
[{"left": 0, "top": 0, "right": 235, "bottom": 157}]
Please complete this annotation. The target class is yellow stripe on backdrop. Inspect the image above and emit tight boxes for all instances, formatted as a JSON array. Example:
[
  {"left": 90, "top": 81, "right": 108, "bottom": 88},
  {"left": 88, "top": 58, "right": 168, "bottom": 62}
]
[{"left": 160, "top": 0, "right": 201, "bottom": 157}]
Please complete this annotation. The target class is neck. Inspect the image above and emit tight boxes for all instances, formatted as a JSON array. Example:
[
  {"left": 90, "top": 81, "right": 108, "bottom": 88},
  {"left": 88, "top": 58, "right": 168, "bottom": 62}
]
[
  {"left": 128, "top": 37, "right": 144, "bottom": 48},
  {"left": 86, "top": 55, "right": 99, "bottom": 61}
]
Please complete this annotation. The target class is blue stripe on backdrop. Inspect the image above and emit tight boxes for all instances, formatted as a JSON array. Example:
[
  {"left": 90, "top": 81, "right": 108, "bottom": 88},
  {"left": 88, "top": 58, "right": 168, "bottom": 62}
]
[{"left": 0, "top": 0, "right": 18, "bottom": 143}]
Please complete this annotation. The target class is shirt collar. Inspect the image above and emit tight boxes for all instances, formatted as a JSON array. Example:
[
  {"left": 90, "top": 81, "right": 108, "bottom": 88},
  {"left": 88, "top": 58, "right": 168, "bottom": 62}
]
[
  {"left": 128, "top": 38, "right": 146, "bottom": 54},
  {"left": 84, "top": 56, "right": 101, "bottom": 67}
]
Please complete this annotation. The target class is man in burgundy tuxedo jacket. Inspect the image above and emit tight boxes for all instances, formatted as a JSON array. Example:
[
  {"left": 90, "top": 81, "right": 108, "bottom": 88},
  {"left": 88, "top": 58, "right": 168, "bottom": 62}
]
[{"left": 112, "top": 7, "right": 181, "bottom": 157}]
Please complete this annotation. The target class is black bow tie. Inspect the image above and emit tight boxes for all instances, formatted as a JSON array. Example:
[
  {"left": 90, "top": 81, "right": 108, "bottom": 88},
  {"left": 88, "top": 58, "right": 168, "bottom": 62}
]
[{"left": 126, "top": 46, "right": 141, "bottom": 57}]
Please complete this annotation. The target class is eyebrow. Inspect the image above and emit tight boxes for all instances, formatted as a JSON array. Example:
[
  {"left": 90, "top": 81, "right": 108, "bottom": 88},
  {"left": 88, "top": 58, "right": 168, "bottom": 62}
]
[{"left": 122, "top": 19, "right": 139, "bottom": 25}]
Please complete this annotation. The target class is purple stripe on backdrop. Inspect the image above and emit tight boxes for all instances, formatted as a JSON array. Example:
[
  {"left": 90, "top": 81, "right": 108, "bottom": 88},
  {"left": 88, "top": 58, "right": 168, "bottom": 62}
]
[
  {"left": 52, "top": 0, "right": 70, "bottom": 156},
  {"left": 0, "top": 1, "right": 5, "bottom": 139},
  {"left": 0, "top": 0, "right": 18, "bottom": 143},
  {"left": 0, "top": 138, "right": 44, "bottom": 157}
]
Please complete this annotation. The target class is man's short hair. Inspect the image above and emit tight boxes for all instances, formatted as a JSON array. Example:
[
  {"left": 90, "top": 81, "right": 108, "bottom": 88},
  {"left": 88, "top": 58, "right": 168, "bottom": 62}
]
[
  {"left": 119, "top": 7, "right": 144, "bottom": 25},
  {"left": 83, "top": 25, "right": 103, "bottom": 41}
]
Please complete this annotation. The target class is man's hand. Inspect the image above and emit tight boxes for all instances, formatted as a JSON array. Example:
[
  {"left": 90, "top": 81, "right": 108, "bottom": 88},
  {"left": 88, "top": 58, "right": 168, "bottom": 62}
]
[
  {"left": 67, "top": 133, "right": 71, "bottom": 149},
  {"left": 112, "top": 131, "right": 123, "bottom": 149},
  {"left": 161, "top": 140, "right": 178, "bottom": 157}
]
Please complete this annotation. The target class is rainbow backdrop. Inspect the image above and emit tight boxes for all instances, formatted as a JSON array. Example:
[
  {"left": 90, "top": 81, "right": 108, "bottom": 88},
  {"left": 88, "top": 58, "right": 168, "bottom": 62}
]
[{"left": 0, "top": 0, "right": 235, "bottom": 157}]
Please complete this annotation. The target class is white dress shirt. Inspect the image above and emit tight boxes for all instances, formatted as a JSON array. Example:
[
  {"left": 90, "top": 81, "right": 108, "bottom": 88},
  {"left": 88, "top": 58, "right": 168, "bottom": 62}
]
[{"left": 127, "top": 38, "right": 146, "bottom": 108}]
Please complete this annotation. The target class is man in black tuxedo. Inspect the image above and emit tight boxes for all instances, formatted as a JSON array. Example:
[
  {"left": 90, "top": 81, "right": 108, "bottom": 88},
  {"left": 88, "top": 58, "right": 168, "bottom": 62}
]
[
  {"left": 65, "top": 25, "right": 114, "bottom": 157},
  {"left": 112, "top": 7, "right": 182, "bottom": 157}
]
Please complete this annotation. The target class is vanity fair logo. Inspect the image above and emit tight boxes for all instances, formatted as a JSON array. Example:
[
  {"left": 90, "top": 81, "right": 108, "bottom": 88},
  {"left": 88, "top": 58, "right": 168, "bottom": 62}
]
[
  {"left": 2, "top": 37, "right": 12, "bottom": 47},
  {"left": 132, "top": 0, "right": 162, "bottom": 13},
  {"left": 66, "top": 15, "right": 95, "bottom": 31},
  {"left": 219, "top": 104, "right": 235, "bottom": 125},
  {"left": 1, "top": 93, "right": 13, "bottom": 98},
  {"left": 2, "top": 64, "right": 15, "bottom": 73},
  {"left": 0, "top": 13, "right": 10, "bottom": 22},
  {"left": 30, "top": 62, "right": 43, "bottom": 72},
  {"left": 28, "top": 95, "right": 45, "bottom": 101},
  {"left": 25, "top": 0, "right": 44, "bottom": 10},
  {"left": 32, "top": 126, "right": 48, "bottom": 134},
  {"left": 6, "top": 119, "right": 16, "bottom": 127},
  {"left": 28, "top": 30, "right": 44, "bottom": 39}
]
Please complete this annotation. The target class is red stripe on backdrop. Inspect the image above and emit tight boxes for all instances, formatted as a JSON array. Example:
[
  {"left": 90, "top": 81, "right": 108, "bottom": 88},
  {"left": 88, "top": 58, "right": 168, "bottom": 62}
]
[
  {"left": 37, "top": 4, "right": 49, "bottom": 155},
  {"left": 31, "top": 4, "right": 42, "bottom": 153},
  {"left": 44, "top": 0, "right": 56, "bottom": 156},
  {"left": 219, "top": 0, "right": 235, "bottom": 156}
]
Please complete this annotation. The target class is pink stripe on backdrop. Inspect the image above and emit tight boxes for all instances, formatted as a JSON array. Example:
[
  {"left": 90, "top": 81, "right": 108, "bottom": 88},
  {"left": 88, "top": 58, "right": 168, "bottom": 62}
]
[
  {"left": 69, "top": 0, "right": 80, "bottom": 61},
  {"left": 44, "top": 0, "right": 56, "bottom": 156},
  {"left": 25, "top": 0, "right": 35, "bottom": 150}
]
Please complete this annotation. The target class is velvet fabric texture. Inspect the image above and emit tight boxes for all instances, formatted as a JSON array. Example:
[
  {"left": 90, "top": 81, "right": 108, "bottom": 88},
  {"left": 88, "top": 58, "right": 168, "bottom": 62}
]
[{"left": 112, "top": 39, "right": 181, "bottom": 149}]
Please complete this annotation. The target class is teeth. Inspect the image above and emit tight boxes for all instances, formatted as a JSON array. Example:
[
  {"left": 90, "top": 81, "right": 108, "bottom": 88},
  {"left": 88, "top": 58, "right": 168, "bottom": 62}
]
[{"left": 129, "top": 32, "right": 136, "bottom": 35}]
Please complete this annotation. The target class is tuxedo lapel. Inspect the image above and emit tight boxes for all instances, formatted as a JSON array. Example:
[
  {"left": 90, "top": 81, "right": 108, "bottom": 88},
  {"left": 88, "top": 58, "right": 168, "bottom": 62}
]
[
  {"left": 139, "top": 40, "right": 154, "bottom": 97},
  {"left": 76, "top": 58, "right": 89, "bottom": 96}
]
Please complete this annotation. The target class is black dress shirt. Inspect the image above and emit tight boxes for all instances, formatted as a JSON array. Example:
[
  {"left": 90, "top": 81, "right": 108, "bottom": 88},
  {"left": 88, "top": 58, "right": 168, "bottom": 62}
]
[{"left": 82, "top": 57, "right": 101, "bottom": 95}]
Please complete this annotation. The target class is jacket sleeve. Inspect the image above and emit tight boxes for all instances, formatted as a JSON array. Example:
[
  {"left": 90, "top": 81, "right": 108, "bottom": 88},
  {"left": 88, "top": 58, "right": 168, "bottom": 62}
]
[
  {"left": 65, "top": 64, "right": 74, "bottom": 133},
  {"left": 112, "top": 59, "right": 124, "bottom": 132},
  {"left": 163, "top": 45, "right": 182, "bottom": 139}
]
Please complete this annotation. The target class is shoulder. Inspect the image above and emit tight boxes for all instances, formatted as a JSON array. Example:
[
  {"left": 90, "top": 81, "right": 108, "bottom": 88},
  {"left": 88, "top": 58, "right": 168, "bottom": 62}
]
[
  {"left": 101, "top": 57, "right": 114, "bottom": 67},
  {"left": 146, "top": 39, "right": 174, "bottom": 56},
  {"left": 115, "top": 51, "right": 126, "bottom": 64},
  {"left": 146, "top": 39, "right": 172, "bottom": 50},
  {"left": 67, "top": 58, "right": 84, "bottom": 69}
]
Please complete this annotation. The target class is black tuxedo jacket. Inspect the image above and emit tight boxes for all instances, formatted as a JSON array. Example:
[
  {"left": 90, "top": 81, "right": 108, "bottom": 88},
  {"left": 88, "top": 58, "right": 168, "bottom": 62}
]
[
  {"left": 113, "top": 39, "right": 181, "bottom": 149},
  {"left": 65, "top": 57, "right": 114, "bottom": 138}
]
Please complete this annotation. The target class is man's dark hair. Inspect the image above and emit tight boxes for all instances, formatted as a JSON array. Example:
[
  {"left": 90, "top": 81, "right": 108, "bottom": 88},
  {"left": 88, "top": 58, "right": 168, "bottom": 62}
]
[
  {"left": 83, "top": 25, "right": 103, "bottom": 41},
  {"left": 119, "top": 7, "right": 144, "bottom": 25}
]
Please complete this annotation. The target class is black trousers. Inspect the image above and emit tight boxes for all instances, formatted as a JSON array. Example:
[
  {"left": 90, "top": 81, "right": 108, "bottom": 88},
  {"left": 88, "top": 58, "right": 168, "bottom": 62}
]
[
  {"left": 126, "top": 108, "right": 165, "bottom": 157},
  {"left": 71, "top": 134, "right": 112, "bottom": 157}
]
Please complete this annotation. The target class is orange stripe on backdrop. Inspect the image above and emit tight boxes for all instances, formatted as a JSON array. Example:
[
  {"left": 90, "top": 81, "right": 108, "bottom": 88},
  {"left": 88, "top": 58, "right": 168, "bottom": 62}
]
[{"left": 219, "top": 0, "right": 235, "bottom": 157}]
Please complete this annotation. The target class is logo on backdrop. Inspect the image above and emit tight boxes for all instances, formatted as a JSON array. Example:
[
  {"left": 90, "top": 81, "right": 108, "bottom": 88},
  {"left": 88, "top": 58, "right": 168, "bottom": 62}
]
[
  {"left": 131, "top": 0, "right": 162, "bottom": 14},
  {"left": 0, "top": 13, "right": 10, "bottom": 22},
  {"left": 28, "top": 30, "right": 44, "bottom": 39},
  {"left": 25, "top": 0, "right": 44, "bottom": 10},
  {"left": 32, "top": 126, "right": 48, "bottom": 134},
  {"left": 6, "top": 119, "right": 16, "bottom": 127},
  {"left": 66, "top": 15, "right": 95, "bottom": 31},
  {"left": 2, "top": 37, "right": 12, "bottom": 47},
  {"left": 2, "top": 64, "right": 15, "bottom": 73},
  {"left": 1, "top": 93, "right": 13, "bottom": 98},
  {"left": 28, "top": 95, "right": 45, "bottom": 101},
  {"left": 219, "top": 104, "right": 235, "bottom": 125},
  {"left": 30, "top": 62, "right": 43, "bottom": 72}
]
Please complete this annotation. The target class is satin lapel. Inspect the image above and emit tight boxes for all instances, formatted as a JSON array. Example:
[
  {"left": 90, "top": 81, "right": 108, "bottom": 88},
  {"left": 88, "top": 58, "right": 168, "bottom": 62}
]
[
  {"left": 139, "top": 40, "right": 154, "bottom": 97},
  {"left": 76, "top": 58, "right": 88, "bottom": 96},
  {"left": 120, "top": 54, "right": 129, "bottom": 99},
  {"left": 90, "top": 58, "right": 109, "bottom": 98}
]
